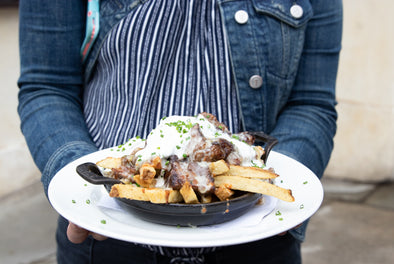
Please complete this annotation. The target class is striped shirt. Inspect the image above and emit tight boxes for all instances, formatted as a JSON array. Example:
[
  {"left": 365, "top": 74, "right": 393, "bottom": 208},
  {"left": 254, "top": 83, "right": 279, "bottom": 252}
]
[
  {"left": 84, "top": 0, "right": 240, "bottom": 150},
  {"left": 84, "top": 1, "right": 240, "bottom": 260}
]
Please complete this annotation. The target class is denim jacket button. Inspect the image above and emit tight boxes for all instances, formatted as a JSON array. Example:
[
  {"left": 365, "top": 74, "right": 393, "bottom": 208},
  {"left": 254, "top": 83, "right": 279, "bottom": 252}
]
[
  {"left": 290, "top": 4, "right": 303, "bottom": 19},
  {"left": 234, "top": 10, "right": 249, "bottom": 24},
  {"left": 249, "top": 75, "right": 263, "bottom": 89}
]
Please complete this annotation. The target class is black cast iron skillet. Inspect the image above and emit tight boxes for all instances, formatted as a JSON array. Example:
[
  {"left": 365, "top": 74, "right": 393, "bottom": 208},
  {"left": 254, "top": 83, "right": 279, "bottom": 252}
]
[{"left": 76, "top": 131, "right": 277, "bottom": 226}]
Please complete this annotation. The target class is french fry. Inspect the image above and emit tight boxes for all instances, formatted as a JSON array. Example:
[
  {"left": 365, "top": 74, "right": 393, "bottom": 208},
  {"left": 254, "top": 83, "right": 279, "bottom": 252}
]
[
  {"left": 200, "top": 193, "right": 213, "bottom": 203},
  {"left": 139, "top": 164, "right": 156, "bottom": 185},
  {"left": 148, "top": 156, "right": 162, "bottom": 170},
  {"left": 109, "top": 184, "right": 149, "bottom": 201},
  {"left": 133, "top": 174, "right": 156, "bottom": 188},
  {"left": 97, "top": 157, "right": 122, "bottom": 169},
  {"left": 109, "top": 184, "right": 182, "bottom": 203},
  {"left": 222, "top": 165, "right": 278, "bottom": 179},
  {"left": 254, "top": 146, "right": 265, "bottom": 159},
  {"left": 209, "top": 160, "right": 230, "bottom": 176},
  {"left": 180, "top": 182, "right": 199, "bottom": 204},
  {"left": 214, "top": 183, "right": 234, "bottom": 201},
  {"left": 214, "top": 175, "right": 295, "bottom": 202},
  {"left": 145, "top": 188, "right": 183, "bottom": 203}
]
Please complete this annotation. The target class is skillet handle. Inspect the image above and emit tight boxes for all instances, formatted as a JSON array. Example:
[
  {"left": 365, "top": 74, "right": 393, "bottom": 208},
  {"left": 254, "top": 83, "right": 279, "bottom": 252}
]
[
  {"left": 76, "top": 162, "right": 123, "bottom": 185},
  {"left": 248, "top": 131, "right": 278, "bottom": 164}
]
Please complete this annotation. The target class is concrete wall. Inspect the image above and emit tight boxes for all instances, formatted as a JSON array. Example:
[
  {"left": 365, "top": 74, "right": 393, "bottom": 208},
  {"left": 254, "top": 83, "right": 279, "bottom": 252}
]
[
  {"left": 325, "top": 0, "right": 394, "bottom": 182},
  {"left": 0, "top": 1, "right": 393, "bottom": 198},
  {"left": 0, "top": 7, "right": 41, "bottom": 198}
]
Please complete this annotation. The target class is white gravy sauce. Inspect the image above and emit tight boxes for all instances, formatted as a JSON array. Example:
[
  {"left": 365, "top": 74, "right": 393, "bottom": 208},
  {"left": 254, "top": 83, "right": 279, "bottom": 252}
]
[{"left": 124, "top": 114, "right": 264, "bottom": 169}]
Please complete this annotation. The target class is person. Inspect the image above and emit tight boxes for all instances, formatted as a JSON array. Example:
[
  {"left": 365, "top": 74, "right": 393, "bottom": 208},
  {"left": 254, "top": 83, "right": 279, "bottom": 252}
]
[{"left": 17, "top": 0, "right": 342, "bottom": 263}]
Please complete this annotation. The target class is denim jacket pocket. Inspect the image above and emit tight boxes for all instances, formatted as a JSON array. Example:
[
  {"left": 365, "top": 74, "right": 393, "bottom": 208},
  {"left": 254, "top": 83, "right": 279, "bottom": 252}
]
[
  {"left": 250, "top": 0, "right": 313, "bottom": 79},
  {"left": 251, "top": 0, "right": 313, "bottom": 28},
  {"left": 219, "top": 0, "right": 313, "bottom": 131},
  {"left": 250, "top": 0, "right": 313, "bottom": 131}
]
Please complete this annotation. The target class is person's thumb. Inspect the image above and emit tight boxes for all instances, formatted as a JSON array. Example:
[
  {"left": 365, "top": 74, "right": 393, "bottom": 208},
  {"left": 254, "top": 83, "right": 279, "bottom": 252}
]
[{"left": 67, "top": 222, "right": 89, "bottom": 244}]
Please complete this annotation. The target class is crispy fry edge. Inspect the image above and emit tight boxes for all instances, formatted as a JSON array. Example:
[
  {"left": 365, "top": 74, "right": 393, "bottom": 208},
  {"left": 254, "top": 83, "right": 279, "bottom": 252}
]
[{"left": 214, "top": 175, "right": 295, "bottom": 202}]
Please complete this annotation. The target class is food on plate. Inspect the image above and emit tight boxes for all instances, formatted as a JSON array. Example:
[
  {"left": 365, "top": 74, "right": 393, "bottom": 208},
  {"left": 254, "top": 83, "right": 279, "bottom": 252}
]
[
  {"left": 214, "top": 176, "right": 294, "bottom": 202},
  {"left": 109, "top": 184, "right": 183, "bottom": 203},
  {"left": 97, "top": 112, "right": 294, "bottom": 204}
]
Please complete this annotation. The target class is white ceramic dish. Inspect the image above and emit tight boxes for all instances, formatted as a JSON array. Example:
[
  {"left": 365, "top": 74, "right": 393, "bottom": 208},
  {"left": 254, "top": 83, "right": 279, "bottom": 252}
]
[{"left": 48, "top": 149, "right": 323, "bottom": 248}]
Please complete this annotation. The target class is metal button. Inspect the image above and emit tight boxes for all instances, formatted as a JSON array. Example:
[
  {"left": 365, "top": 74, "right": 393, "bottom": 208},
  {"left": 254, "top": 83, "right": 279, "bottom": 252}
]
[
  {"left": 290, "top": 4, "right": 303, "bottom": 19},
  {"left": 234, "top": 10, "right": 249, "bottom": 24},
  {"left": 249, "top": 75, "right": 263, "bottom": 89}
]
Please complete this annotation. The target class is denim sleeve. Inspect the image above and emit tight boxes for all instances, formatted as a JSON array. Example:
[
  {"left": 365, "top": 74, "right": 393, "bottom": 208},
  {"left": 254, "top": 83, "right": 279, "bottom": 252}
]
[
  {"left": 17, "top": 0, "right": 97, "bottom": 196},
  {"left": 271, "top": 0, "right": 343, "bottom": 180}
]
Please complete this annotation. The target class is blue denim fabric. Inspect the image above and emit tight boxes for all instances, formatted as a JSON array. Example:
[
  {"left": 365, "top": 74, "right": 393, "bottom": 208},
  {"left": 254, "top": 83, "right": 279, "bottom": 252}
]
[
  {"left": 56, "top": 215, "right": 301, "bottom": 264},
  {"left": 18, "top": 0, "right": 342, "bottom": 261},
  {"left": 18, "top": 0, "right": 98, "bottom": 196}
]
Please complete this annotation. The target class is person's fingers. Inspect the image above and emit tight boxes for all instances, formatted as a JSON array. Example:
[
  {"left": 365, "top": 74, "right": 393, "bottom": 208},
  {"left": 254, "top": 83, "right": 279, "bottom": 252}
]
[
  {"left": 67, "top": 222, "right": 108, "bottom": 243},
  {"left": 67, "top": 222, "right": 89, "bottom": 244},
  {"left": 294, "top": 223, "right": 303, "bottom": 229},
  {"left": 277, "top": 223, "right": 303, "bottom": 236},
  {"left": 89, "top": 232, "right": 108, "bottom": 241}
]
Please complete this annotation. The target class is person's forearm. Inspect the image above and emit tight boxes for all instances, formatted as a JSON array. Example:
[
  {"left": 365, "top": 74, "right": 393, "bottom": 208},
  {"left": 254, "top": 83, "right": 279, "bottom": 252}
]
[
  {"left": 271, "top": 0, "right": 343, "bottom": 179},
  {"left": 18, "top": 0, "right": 97, "bottom": 195},
  {"left": 18, "top": 90, "right": 97, "bottom": 195}
]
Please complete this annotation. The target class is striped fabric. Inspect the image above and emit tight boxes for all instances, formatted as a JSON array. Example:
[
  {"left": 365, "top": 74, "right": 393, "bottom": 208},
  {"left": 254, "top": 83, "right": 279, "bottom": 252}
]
[{"left": 84, "top": 0, "right": 240, "bottom": 150}]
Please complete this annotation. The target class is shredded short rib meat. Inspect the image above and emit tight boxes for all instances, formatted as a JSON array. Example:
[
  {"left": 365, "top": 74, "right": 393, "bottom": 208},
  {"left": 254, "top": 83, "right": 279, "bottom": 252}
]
[
  {"left": 187, "top": 124, "right": 234, "bottom": 162},
  {"left": 111, "top": 156, "right": 137, "bottom": 181},
  {"left": 163, "top": 113, "right": 256, "bottom": 196},
  {"left": 165, "top": 156, "right": 215, "bottom": 194},
  {"left": 165, "top": 156, "right": 187, "bottom": 190},
  {"left": 200, "top": 112, "right": 229, "bottom": 132}
]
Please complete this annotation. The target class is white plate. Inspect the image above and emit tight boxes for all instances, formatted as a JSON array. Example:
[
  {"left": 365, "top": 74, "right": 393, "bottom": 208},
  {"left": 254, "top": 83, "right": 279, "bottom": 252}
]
[{"left": 48, "top": 149, "right": 323, "bottom": 248}]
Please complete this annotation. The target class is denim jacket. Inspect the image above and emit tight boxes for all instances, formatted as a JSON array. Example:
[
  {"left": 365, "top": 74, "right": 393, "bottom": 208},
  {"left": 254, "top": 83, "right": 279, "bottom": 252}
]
[{"left": 17, "top": 0, "right": 342, "bottom": 242}]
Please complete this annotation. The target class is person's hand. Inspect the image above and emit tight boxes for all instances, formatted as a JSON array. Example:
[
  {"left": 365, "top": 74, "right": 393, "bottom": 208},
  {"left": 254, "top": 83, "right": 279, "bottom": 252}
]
[
  {"left": 67, "top": 222, "right": 108, "bottom": 244},
  {"left": 278, "top": 223, "right": 303, "bottom": 236}
]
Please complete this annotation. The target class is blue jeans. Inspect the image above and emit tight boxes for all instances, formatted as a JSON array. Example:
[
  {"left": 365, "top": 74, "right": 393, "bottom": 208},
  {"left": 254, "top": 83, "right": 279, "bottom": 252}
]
[{"left": 56, "top": 216, "right": 301, "bottom": 264}]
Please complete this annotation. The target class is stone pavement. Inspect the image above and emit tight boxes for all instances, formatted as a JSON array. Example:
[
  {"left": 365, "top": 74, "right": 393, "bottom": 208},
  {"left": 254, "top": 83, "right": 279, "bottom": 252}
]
[
  {"left": 0, "top": 178, "right": 393, "bottom": 264},
  {"left": 302, "top": 179, "right": 394, "bottom": 264}
]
